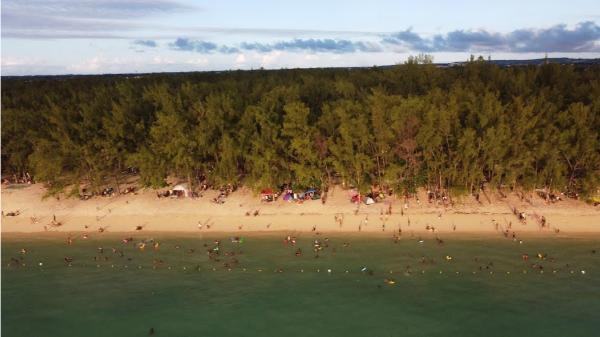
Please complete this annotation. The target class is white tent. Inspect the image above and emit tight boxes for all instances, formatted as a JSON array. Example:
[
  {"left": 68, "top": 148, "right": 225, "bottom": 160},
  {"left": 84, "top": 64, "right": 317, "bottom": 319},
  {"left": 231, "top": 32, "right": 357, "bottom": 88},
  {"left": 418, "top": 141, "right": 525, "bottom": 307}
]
[{"left": 172, "top": 184, "right": 189, "bottom": 197}]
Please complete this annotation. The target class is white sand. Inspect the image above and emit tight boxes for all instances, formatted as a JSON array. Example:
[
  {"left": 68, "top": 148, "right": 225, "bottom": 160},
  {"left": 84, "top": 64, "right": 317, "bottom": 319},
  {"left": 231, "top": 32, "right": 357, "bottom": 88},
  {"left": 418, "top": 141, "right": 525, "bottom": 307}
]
[{"left": 2, "top": 183, "right": 599, "bottom": 236}]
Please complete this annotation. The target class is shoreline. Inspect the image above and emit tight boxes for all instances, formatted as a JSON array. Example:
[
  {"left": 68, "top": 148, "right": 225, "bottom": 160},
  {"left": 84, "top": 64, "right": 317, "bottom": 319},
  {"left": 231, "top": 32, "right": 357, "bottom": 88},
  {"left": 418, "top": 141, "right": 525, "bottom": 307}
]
[
  {"left": 2, "top": 184, "right": 599, "bottom": 236},
  {"left": 3, "top": 230, "right": 600, "bottom": 241}
]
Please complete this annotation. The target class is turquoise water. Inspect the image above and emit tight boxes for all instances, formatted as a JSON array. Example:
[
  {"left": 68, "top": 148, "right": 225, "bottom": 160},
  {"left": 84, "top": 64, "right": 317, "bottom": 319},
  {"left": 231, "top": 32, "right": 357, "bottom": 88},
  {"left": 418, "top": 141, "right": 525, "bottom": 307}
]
[{"left": 2, "top": 233, "right": 600, "bottom": 337}]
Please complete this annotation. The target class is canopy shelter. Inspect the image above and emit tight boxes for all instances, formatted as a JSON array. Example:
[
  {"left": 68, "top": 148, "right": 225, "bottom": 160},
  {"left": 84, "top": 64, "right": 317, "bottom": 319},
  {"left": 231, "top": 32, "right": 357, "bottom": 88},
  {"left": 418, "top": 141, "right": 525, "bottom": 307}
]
[
  {"left": 261, "top": 188, "right": 274, "bottom": 195},
  {"left": 172, "top": 184, "right": 190, "bottom": 198}
]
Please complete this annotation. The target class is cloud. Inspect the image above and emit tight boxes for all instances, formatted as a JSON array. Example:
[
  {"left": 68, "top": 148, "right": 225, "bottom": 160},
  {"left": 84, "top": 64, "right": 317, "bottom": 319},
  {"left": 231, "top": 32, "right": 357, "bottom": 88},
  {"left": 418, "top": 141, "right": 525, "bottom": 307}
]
[
  {"left": 133, "top": 39, "right": 158, "bottom": 47},
  {"left": 240, "top": 38, "right": 382, "bottom": 53},
  {"left": 1, "top": 0, "right": 193, "bottom": 38},
  {"left": 169, "top": 22, "right": 600, "bottom": 56},
  {"left": 2, "top": 0, "right": 193, "bottom": 19},
  {"left": 170, "top": 38, "right": 383, "bottom": 54},
  {"left": 219, "top": 46, "right": 241, "bottom": 54},
  {"left": 506, "top": 21, "right": 599, "bottom": 52},
  {"left": 169, "top": 38, "right": 218, "bottom": 53},
  {"left": 382, "top": 28, "right": 433, "bottom": 52},
  {"left": 383, "top": 21, "right": 600, "bottom": 53}
]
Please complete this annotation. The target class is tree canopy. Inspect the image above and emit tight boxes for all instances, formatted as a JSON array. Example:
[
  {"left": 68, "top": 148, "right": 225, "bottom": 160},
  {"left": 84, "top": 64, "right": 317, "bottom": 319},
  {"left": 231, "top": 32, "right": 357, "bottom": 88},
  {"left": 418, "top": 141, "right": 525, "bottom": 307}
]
[{"left": 2, "top": 58, "right": 599, "bottom": 197}]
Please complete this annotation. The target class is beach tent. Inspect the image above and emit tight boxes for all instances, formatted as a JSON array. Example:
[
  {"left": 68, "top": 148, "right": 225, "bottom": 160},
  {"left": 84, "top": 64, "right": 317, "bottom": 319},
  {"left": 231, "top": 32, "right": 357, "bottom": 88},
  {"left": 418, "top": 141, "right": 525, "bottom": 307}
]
[
  {"left": 172, "top": 184, "right": 189, "bottom": 198},
  {"left": 302, "top": 188, "right": 320, "bottom": 200},
  {"left": 261, "top": 188, "right": 277, "bottom": 202},
  {"left": 364, "top": 197, "right": 375, "bottom": 205}
]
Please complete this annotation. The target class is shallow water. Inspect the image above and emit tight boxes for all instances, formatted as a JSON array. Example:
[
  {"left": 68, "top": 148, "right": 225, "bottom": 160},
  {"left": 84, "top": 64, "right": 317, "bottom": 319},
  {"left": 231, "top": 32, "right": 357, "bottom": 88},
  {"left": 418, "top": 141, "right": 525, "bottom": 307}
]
[{"left": 2, "top": 233, "right": 600, "bottom": 337}]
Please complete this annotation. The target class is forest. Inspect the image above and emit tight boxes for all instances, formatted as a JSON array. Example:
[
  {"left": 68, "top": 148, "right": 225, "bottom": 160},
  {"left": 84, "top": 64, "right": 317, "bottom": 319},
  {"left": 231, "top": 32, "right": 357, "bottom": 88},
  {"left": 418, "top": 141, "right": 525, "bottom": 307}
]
[{"left": 2, "top": 56, "right": 600, "bottom": 199}]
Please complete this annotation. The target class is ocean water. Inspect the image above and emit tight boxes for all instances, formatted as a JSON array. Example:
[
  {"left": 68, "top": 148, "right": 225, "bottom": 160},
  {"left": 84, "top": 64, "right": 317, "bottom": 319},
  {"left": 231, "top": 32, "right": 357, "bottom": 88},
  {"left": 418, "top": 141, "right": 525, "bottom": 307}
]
[{"left": 2, "top": 232, "right": 600, "bottom": 337}]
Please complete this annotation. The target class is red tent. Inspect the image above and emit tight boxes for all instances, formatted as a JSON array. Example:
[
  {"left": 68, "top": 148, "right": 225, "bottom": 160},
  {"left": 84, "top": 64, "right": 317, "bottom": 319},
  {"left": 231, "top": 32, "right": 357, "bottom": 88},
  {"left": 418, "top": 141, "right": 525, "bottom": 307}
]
[{"left": 261, "top": 188, "right": 274, "bottom": 195}]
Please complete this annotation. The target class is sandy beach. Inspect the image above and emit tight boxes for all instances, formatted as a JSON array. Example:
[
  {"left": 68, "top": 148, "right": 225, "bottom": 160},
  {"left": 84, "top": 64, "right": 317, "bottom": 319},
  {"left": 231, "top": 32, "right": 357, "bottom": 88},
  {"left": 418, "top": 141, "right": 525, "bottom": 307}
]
[{"left": 2, "top": 183, "right": 599, "bottom": 235}]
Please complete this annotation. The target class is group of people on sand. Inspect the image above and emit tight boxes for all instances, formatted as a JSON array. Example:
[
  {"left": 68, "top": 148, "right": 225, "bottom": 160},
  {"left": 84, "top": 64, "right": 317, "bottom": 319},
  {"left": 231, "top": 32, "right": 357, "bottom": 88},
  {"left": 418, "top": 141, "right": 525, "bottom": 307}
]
[{"left": 2, "top": 172, "right": 33, "bottom": 185}]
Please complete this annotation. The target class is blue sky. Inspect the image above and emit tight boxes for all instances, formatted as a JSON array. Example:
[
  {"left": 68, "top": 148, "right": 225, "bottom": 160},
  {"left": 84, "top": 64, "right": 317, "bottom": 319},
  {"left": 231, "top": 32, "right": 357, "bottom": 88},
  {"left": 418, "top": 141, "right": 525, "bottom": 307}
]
[{"left": 1, "top": 0, "right": 599, "bottom": 75}]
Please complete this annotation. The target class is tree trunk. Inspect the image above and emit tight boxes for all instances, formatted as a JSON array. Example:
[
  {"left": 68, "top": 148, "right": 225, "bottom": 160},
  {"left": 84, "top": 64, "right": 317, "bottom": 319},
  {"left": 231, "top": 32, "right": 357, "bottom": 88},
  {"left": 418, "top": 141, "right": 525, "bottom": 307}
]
[
  {"left": 187, "top": 172, "right": 193, "bottom": 197},
  {"left": 114, "top": 172, "right": 121, "bottom": 195}
]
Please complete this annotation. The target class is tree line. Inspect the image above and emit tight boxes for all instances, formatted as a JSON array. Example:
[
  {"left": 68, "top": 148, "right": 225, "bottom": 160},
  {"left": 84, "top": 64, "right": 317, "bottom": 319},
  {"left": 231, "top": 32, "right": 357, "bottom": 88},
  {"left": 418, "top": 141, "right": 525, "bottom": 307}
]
[{"left": 2, "top": 56, "right": 599, "bottom": 198}]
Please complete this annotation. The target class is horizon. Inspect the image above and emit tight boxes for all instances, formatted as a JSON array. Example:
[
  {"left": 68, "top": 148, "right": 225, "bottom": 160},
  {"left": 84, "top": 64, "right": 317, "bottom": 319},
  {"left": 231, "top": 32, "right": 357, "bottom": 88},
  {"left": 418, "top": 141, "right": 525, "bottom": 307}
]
[
  {"left": 1, "top": 56, "right": 599, "bottom": 78},
  {"left": 2, "top": 0, "right": 600, "bottom": 76}
]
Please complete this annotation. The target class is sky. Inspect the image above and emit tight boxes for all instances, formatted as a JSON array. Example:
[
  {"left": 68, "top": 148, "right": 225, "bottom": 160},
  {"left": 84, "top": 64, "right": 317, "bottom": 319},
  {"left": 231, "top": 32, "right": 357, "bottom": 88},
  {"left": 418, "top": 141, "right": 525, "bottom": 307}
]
[{"left": 1, "top": 0, "right": 599, "bottom": 75}]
